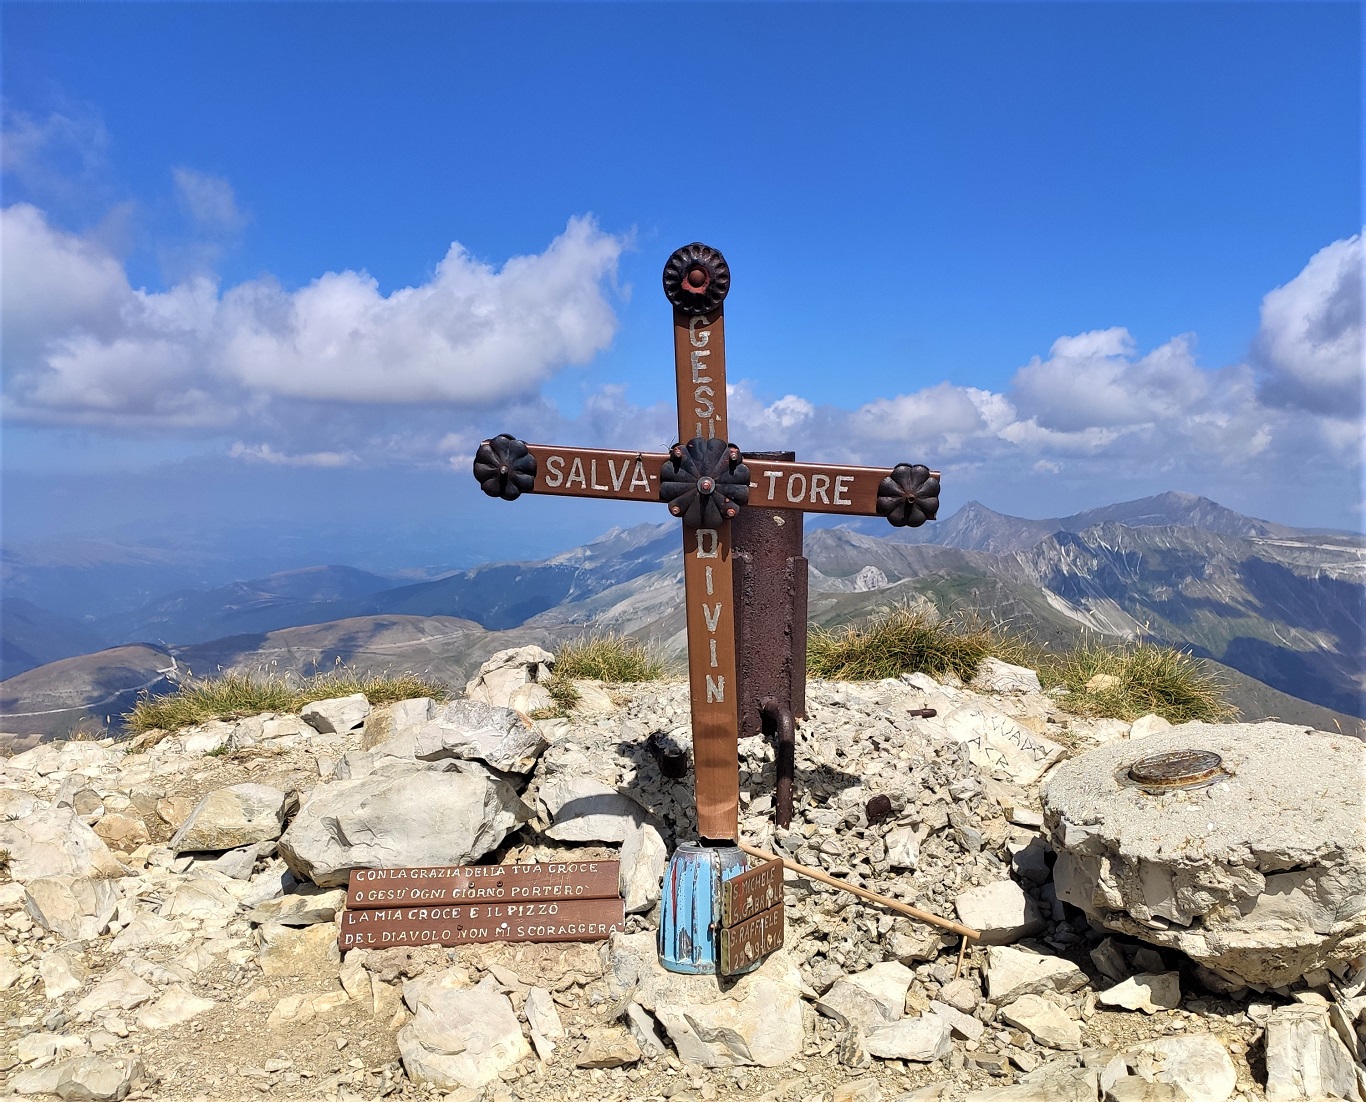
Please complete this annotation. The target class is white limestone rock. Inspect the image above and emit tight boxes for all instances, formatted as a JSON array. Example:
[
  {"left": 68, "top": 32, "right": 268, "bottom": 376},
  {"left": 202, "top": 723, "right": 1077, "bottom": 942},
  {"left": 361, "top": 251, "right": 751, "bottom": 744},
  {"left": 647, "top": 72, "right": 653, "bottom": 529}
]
[
  {"left": 170, "top": 783, "right": 288, "bottom": 853},
  {"left": 985, "top": 945, "right": 1088, "bottom": 1004},
  {"left": 955, "top": 880, "right": 1046, "bottom": 945},
  {"left": 10, "top": 1055, "right": 145, "bottom": 1101},
  {"left": 1129, "top": 714, "right": 1173, "bottom": 740},
  {"left": 524, "top": 985, "right": 565, "bottom": 1060},
  {"left": 465, "top": 645, "right": 555, "bottom": 708},
  {"left": 136, "top": 984, "right": 215, "bottom": 1030},
  {"left": 941, "top": 702, "right": 1065, "bottom": 785},
  {"left": 619, "top": 820, "right": 667, "bottom": 914},
  {"left": 1113, "top": 1034, "right": 1237, "bottom": 1102},
  {"left": 40, "top": 949, "right": 90, "bottom": 1000},
  {"left": 1264, "top": 1003, "right": 1364, "bottom": 1102},
  {"left": 1043, "top": 723, "right": 1366, "bottom": 987},
  {"left": 608, "top": 931, "right": 804, "bottom": 1067},
  {"left": 301, "top": 693, "right": 370, "bottom": 734},
  {"left": 414, "top": 699, "right": 548, "bottom": 773},
  {"left": 0, "top": 806, "right": 126, "bottom": 882},
  {"left": 279, "top": 763, "right": 530, "bottom": 887},
  {"left": 1098, "top": 973, "right": 1182, "bottom": 1014},
  {"left": 972, "top": 658, "right": 1043, "bottom": 694},
  {"left": 540, "top": 775, "right": 651, "bottom": 844},
  {"left": 885, "top": 826, "right": 921, "bottom": 870},
  {"left": 24, "top": 875, "right": 121, "bottom": 941},
  {"left": 863, "top": 1015, "right": 953, "bottom": 1062},
  {"left": 398, "top": 972, "right": 531, "bottom": 1090},
  {"left": 1000, "top": 994, "right": 1082, "bottom": 1051},
  {"left": 817, "top": 962, "right": 914, "bottom": 1032}
]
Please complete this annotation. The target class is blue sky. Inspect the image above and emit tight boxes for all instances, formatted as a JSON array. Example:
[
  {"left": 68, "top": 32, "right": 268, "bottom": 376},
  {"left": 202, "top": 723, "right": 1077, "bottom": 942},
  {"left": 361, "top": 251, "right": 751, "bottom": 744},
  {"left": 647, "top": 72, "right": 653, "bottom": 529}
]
[{"left": 2, "top": 2, "right": 1361, "bottom": 570}]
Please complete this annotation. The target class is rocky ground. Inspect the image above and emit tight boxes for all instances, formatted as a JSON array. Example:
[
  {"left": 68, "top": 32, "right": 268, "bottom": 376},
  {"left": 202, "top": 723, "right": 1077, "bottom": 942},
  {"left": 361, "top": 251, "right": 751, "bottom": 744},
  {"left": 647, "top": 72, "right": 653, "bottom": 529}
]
[{"left": 1, "top": 649, "right": 1362, "bottom": 1102}]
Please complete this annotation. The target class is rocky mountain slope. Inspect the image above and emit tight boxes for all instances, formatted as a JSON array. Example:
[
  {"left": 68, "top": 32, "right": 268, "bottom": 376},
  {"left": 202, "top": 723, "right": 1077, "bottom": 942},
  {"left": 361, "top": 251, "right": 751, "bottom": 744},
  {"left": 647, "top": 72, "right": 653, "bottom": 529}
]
[{"left": 2, "top": 649, "right": 1361, "bottom": 1102}]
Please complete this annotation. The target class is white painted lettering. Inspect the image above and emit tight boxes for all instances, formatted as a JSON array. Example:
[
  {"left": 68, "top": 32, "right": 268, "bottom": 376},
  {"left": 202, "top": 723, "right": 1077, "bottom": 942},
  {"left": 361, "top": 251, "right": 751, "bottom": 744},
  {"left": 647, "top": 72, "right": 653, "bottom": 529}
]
[
  {"left": 566, "top": 457, "right": 587, "bottom": 490},
  {"left": 590, "top": 460, "right": 609, "bottom": 491},
  {"left": 834, "top": 475, "right": 853, "bottom": 506},
  {"left": 703, "top": 603, "right": 722, "bottom": 632},
  {"left": 690, "top": 350, "right": 711, "bottom": 383},
  {"left": 810, "top": 473, "right": 831, "bottom": 504},
  {"left": 706, "top": 675, "right": 725, "bottom": 702},
  {"left": 694, "top": 385, "right": 714, "bottom": 419},
  {"left": 629, "top": 461, "right": 651, "bottom": 493},
  {"left": 709, "top": 638, "right": 718, "bottom": 667},
  {"left": 763, "top": 470, "right": 782, "bottom": 498},
  {"left": 689, "top": 316, "right": 710, "bottom": 347},
  {"left": 705, "top": 565, "right": 714, "bottom": 595},
  {"left": 545, "top": 455, "right": 566, "bottom": 488},
  {"left": 786, "top": 473, "right": 807, "bottom": 503},
  {"left": 608, "top": 459, "right": 628, "bottom": 492},
  {"left": 696, "top": 529, "right": 719, "bottom": 558}
]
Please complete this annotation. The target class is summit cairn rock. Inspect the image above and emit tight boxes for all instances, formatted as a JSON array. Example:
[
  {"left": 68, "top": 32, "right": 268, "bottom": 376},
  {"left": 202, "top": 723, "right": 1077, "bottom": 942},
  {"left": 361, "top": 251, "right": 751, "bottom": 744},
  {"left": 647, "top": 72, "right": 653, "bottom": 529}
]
[
  {"left": 465, "top": 645, "right": 555, "bottom": 709},
  {"left": 413, "top": 699, "right": 548, "bottom": 773},
  {"left": 1042, "top": 722, "right": 1366, "bottom": 987},
  {"left": 301, "top": 692, "right": 370, "bottom": 734},
  {"left": 279, "top": 764, "right": 531, "bottom": 886}
]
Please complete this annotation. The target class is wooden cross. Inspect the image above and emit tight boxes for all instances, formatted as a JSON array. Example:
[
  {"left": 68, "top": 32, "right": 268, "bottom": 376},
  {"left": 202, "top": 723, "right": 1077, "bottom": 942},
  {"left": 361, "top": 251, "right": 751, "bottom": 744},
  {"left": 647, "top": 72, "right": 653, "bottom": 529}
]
[{"left": 474, "top": 243, "right": 940, "bottom": 845}]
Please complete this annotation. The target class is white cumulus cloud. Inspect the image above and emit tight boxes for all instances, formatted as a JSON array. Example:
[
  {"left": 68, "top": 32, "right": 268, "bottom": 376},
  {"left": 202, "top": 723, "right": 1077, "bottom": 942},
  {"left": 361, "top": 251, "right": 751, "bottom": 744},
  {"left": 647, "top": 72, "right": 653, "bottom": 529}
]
[
  {"left": 1254, "top": 233, "right": 1363, "bottom": 417},
  {"left": 2, "top": 204, "right": 628, "bottom": 424}
]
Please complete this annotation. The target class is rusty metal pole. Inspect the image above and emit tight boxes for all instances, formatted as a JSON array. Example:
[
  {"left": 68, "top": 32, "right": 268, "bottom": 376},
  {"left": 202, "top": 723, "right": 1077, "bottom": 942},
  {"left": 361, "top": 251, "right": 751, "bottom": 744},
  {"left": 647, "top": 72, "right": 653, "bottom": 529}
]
[{"left": 731, "top": 454, "right": 808, "bottom": 828}]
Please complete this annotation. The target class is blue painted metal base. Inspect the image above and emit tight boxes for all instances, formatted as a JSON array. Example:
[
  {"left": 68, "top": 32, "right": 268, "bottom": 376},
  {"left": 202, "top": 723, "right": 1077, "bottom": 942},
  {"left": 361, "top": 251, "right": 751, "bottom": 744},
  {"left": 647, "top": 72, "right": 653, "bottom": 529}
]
[{"left": 657, "top": 841, "right": 759, "bottom": 975}]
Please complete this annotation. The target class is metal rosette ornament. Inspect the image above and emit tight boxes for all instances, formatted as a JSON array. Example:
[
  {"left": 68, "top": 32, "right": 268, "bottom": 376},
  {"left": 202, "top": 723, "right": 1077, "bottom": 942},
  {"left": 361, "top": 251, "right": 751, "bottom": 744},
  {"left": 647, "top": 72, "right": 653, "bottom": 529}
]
[
  {"left": 876, "top": 464, "right": 940, "bottom": 528},
  {"left": 662, "top": 243, "right": 731, "bottom": 316},
  {"left": 660, "top": 437, "right": 750, "bottom": 528},
  {"left": 472, "top": 434, "right": 537, "bottom": 501}
]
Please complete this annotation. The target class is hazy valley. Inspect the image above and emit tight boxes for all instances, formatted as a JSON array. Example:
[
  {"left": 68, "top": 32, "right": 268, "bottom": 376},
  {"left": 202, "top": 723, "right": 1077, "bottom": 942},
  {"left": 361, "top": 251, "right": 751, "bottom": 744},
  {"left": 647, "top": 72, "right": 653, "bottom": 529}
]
[{"left": 2, "top": 491, "right": 1361, "bottom": 741}]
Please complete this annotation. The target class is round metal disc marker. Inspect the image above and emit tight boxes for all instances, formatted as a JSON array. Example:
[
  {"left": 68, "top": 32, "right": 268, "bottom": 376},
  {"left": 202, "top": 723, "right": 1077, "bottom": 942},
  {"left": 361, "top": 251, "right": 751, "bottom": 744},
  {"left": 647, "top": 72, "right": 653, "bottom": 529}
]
[{"left": 1127, "top": 748, "right": 1225, "bottom": 789}]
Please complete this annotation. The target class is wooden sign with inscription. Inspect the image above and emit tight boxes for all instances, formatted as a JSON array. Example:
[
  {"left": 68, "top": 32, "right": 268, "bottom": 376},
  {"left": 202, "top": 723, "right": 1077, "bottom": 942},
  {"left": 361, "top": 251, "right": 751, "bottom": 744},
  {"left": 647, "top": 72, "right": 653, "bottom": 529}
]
[
  {"left": 339, "top": 862, "right": 625, "bottom": 952},
  {"left": 346, "top": 861, "right": 619, "bottom": 909},
  {"left": 339, "top": 897, "right": 626, "bottom": 950}
]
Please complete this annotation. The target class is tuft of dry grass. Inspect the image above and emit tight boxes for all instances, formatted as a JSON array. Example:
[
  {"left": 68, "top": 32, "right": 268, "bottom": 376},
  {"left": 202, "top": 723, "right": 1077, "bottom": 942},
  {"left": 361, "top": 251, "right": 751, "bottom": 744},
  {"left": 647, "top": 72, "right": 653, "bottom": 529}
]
[
  {"left": 530, "top": 633, "right": 666, "bottom": 719},
  {"left": 807, "top": 605, "right": 1025, "bottom": 683},
  {"left": 123, "top": 670, "right": 450, "bottom": 736},
  {"left": 807, "top": 604, "right": 1235, "bottom": 725},
  {"left": 1037, "top": 641, "right": 1237, "bottom": 724}
]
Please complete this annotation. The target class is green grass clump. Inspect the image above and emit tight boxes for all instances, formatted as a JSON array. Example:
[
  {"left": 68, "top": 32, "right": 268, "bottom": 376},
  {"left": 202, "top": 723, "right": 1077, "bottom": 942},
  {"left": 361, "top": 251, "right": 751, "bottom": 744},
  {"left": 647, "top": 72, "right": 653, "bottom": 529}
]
[
  {"left": 808, "top": 606, "right": 1018, "bottom": 683},
  {"left": 1037, "top": 641, "right": 1236, "bottom": 724},
  {"left": 554, "top": 633, "right": 666, "bottom": 683},
  {"left": 124, "top": 670, "right": 450, "bottom": 735},
  {"left": 529, "top": 634, "right": 666, "bottom": 720}
]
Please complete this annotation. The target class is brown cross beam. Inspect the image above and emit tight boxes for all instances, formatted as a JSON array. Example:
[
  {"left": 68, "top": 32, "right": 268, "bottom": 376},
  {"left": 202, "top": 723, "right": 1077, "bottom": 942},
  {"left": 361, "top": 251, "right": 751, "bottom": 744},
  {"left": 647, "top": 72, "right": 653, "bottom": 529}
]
[{"left": 473, "top": 243, "right": 940, "bottom": 844}]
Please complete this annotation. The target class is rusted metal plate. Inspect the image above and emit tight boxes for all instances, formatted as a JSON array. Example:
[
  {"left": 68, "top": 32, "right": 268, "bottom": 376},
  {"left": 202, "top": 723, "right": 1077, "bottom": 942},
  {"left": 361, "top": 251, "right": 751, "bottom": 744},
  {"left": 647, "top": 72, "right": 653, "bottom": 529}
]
[
  {"left": 721, "top": 859, "right": 783, "bottom": 927},
  {"left": 339, "top": 897, "right": 626, "bottom": 951},
  {"left": 719, "top": 901, "right": 784, "bottom": 974},
  {"left": 744, "top": 458, "right": 940, "bottom": 517},
  {"left": 681, "top": 520, "right": 740, "bottom": 842},
  {"left": 506, "top": 443, "right": 939, "bottom": 523},
  {"left": 346, "top": 862, "right": 620, "bottom": 910},
  {"left": 674, "top": 308, "right": 729, "bottom": 443},
  {"left": 523, "top": 445, "right": 665, "bottom": 503}
]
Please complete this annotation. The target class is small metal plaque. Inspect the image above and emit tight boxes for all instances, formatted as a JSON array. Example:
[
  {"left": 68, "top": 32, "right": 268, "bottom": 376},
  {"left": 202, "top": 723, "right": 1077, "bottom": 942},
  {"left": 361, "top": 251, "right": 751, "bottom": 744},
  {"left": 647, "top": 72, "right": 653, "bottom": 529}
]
[
  {"left": 721, "top": 858, "right": 784, "bottom": 927},
  {"left": 346, "top": 861, "right": 620, "bottom": 910},
  {"left": 339, "top": 897, "right": 626, "bottom": 950},
  {"left": 719, "top": 902, "right": 784, "bottom": 974}
]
